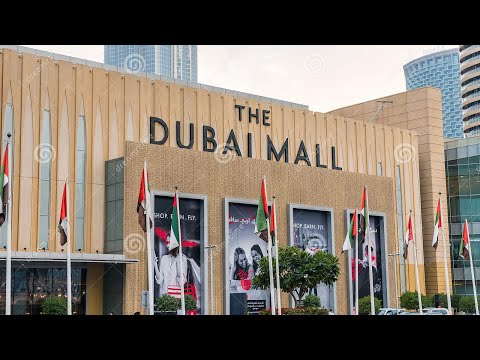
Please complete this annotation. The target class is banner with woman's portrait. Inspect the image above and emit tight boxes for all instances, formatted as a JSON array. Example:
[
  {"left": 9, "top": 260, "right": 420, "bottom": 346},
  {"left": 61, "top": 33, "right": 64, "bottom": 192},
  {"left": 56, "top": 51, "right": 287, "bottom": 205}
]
[
  {"left": 226, "top": 201, "right": 270, "bottom": 315},
  {"left": 289, "top": 206, "right": 333, "bottom": 309},
  {"left": 153, "top": 195, "right": 205, "bottom": 314},
  {"left": 349, "top": 212, "right": 385, "bottom": 313}
]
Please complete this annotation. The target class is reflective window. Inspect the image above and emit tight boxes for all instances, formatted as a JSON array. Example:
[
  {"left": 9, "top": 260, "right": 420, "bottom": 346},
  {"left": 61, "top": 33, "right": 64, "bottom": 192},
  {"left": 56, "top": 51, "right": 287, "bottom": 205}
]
[
  {"left": 38, "top": 110, "right": 51, "bottom": 249},
  {"left": 75, "top": 116, "right": 86, "bottom": 251}
]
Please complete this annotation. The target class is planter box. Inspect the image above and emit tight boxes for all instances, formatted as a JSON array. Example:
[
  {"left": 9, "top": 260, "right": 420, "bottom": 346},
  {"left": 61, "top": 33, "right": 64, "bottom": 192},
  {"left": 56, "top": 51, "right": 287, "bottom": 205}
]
[{"left": 154, "top": 311, "right": 177, "bottom": 315}]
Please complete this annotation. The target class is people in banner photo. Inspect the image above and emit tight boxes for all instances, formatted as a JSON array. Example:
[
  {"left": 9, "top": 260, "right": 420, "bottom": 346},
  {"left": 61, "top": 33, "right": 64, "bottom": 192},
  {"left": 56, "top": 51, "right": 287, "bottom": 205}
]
[
  {"left": 153, "top": 196, "right": 203, "bottom": 313},
  {"left": 230, "top": 247, "right": 255, "bottom": 281},
  {"left": 250, "top": 244, "right": 264, "bottom": 276},
  {"left": 228, "top": 202, "right": 270, "bottom": 314},
  {"left": 292, "top": 208, "right": 331, "bottom": 309}
]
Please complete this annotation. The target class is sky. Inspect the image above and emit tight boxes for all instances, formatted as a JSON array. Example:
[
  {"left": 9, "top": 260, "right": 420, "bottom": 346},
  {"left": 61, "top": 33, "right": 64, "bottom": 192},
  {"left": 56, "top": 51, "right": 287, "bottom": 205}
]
[{"left": 23, "top": 45, "right": 458, "bottom": 113}]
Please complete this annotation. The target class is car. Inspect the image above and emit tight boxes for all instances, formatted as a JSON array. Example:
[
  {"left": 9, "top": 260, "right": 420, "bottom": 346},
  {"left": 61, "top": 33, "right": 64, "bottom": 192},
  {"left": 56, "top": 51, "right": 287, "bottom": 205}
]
[
  {"left": 424, "top": 308, "right": 450, "bottom": 315},
  {"left": 377, "top": 308, "right": 406, "bottom": 315},
  {"left": 399, "top": 311, "right": 421, "bottom": 315}
]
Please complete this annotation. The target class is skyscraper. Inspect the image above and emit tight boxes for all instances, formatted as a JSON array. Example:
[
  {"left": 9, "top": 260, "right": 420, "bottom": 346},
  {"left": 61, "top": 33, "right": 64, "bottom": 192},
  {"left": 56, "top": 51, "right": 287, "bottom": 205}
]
[
  {"left": 104, "top": 45, "right": 197, "bottom": 83},
  {"left": 403, "top": 48, "right": 463, "bottom": 139},
  {"left": 460, "top": 45, "right": 480, "bottom": 137}
]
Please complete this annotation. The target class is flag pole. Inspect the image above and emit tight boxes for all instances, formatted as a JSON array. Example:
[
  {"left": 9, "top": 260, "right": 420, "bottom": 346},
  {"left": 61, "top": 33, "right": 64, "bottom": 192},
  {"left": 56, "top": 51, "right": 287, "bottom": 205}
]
[
  {"left": 411, "top": 210, "right": 423, "bottom": 314},
  {"left": 273, "top": 197, "right": 282, "bottom": 315},
  {"left": 355, "top": 212, "right": 359, "bottom": 315},
  {"left": 65, "top": 176, "right": 72, "bottom": 315},
  {"left": 5, "top": 137, "right": 12, "bottom": 315},
  {"left": 264, "top": 177, "right": 276, "bottom": 315},
  {"left": 176, "top": 188, "right": 186, "bottom": 315},
  {"left": 144, "top": 160, "right": 154, "bottom": 315},
  {"left": 365, "top": 186, "right": 375, "bottom": 315},
  {"left": 439, "top": 192, "right": 452, "bottom": 314},
  {"left": 466, "top": 220, "right": 479, "bottom": 315}
]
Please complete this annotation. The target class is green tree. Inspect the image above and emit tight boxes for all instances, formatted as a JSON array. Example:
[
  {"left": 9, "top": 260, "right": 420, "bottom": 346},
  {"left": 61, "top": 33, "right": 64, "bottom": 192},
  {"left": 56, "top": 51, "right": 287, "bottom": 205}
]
[
  {"left": 400, "top": 291, "right": 431, "bottom": 310},
  {"left": 41, "top": 295, "right": 68, "bottom": 315},
  {"left": 252, "top": 246, "right": 340, "bottom": 307},
  {"left": 358, "top": 296, "right": 381, "bottom": 315}
]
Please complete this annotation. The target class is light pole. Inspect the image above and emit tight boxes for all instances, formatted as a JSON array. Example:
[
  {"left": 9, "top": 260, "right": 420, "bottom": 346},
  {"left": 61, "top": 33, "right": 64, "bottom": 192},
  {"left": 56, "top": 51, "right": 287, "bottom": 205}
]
[{"left": 387, "top": 251, "right": 401, "bottom": 313}]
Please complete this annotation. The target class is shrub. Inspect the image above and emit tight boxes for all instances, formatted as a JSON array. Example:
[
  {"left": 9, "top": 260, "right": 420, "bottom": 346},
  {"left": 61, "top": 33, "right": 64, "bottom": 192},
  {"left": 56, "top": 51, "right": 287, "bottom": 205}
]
[
  {"left": 432, "top": 293, "right": 449, "bottom": 309},
  {"left": 258, "top": 307, "right": 329, "bottom": 315},
  {"left": 41, "top": 295, "right": 68, "bottom": 315},
  {"left": 184, "top": 295, "right": 197, "bottom": 311},
  {"left": 303, "top": 294, "right": 321, "bottom": 308},
  {"left": 155, "top": 294, "right": 180, "bottom": 312},
  {"left": 358, "top": 296, "right": 381, "bottom": 315},
  {"left": 459, "top": 296, "right": 478, "bottom": 314},
  {"left": 400, "top": 291, "right": 430, "bottom": 310},
  {"left": 421, "top": 295, "right": 433, "bottom": 308},
  {"left": 451, "top": 294, "right": 461, "bottom": 311}
]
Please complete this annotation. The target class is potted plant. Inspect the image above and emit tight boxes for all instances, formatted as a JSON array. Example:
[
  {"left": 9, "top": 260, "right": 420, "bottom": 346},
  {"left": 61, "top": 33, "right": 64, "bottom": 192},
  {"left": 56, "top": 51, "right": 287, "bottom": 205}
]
[
  {"left": 155, "top": 294, "right": 180, "bottom": 315},
  {"left": 41, "top": 294, "right": 68, "bottom": 315},
  {"left": 184, "top": 295, "right": 197, "bottom": 315}
]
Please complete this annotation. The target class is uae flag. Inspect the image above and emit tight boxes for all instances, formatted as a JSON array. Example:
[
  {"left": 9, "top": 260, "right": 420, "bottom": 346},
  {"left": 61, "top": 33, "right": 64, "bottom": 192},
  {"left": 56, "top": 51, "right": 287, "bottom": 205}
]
[
  {"left": 137, "top": 162, "right": 153, "bottom": 232},
  {"left": 432, "top": 198, "right": 442, "bottom": 250},
  {"left": 57, "top": 182, "right": 68, "bottom": 246},
  {"left": 459, "top": 219, "right": 471, "bottom": 260},
  {"left": 403, "top": 214, "right": 413, "bottom": 260},
  {"left": 0, "top": 144, "right": 8, "bottom": 227},
  {"left": 342, "top": 209, "right": 357, "bottom": 253},
  {"left": 168, "top": 191, "right": 181, "bottom": 251},
  {"left": 270, "top": 200, "right": 276, "bottom": 246},
  {"left": 254, "top": 178, "right": 269, "bottom": 242}
]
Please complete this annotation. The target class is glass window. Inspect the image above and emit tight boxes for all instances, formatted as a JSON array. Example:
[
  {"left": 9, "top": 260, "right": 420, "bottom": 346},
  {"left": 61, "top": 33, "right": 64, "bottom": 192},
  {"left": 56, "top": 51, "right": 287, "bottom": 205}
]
[
  {"left": 75, "top": 116, "right": 86, "bottom": 251},
  {"left": 38, "top": 110, "right": 51, "bottom": 249},
  {"left": 458, "top": 165, "right": 470, "bottom": 196}
]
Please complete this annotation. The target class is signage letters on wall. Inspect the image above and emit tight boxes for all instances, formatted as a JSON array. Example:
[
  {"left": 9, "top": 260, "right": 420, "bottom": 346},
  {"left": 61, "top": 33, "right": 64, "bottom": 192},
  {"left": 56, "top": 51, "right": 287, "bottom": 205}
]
[{"left": 150, "top": 105, "right": 342, "bottom": 171}]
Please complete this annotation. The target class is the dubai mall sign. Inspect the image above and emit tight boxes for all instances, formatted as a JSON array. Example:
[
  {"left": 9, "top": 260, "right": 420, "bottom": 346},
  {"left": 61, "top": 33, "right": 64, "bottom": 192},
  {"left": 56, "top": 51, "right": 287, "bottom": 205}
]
[{"left": 150, "top": 105, "right": 342, "bottom": 171}]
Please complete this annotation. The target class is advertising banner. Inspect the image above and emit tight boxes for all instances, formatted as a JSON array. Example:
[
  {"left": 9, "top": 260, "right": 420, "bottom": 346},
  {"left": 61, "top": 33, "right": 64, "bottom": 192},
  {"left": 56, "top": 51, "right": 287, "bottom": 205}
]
[
  {"left": 153, "top": 195, "right": 204, "bottom": 314},
  {"left": 291, "top": 207, "right": 331, "bottom": 309},
  {"left": 350, "top": 213, "right": 384, "bottom": 308},
  {"left": 227, "top": 202, "right": 270, "bottom": 315}
]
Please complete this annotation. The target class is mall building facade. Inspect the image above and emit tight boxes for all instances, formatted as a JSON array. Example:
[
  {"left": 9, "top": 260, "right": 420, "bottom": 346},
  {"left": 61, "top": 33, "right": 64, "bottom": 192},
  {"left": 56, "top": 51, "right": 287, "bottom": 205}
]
[{"left": 0, "top": 46, "right": 450, "bottom": 314}]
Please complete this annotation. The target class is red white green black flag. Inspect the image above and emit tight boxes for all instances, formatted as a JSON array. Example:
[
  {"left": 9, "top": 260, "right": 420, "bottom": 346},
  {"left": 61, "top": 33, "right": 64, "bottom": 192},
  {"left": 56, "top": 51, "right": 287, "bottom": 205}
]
[
  {"left": 168, "top": 191, "right": 181, "bottom": 251},
  {"left": 432, "top": 198, "right": 442, "bottom": 250},
  {"left": 403, "top": 214, "right": 413, "bottom": 260},
  {"left": 137, "top": 161, "right": 153, "bottom": 232},
  {"left": 459, "top": 219, "right": 471, "bottom": 260},
  {"left": 57, "top": 182, "right": 68, "bottom": 246},
  {"left": 342, "top": 209, "right": 357, "bottom": 253},
  {"left": 0, "top": 144, "right": 9, "bottom": 227},
  {"left": 255, "top": 178, "right": 269, "bottom": 242}
]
